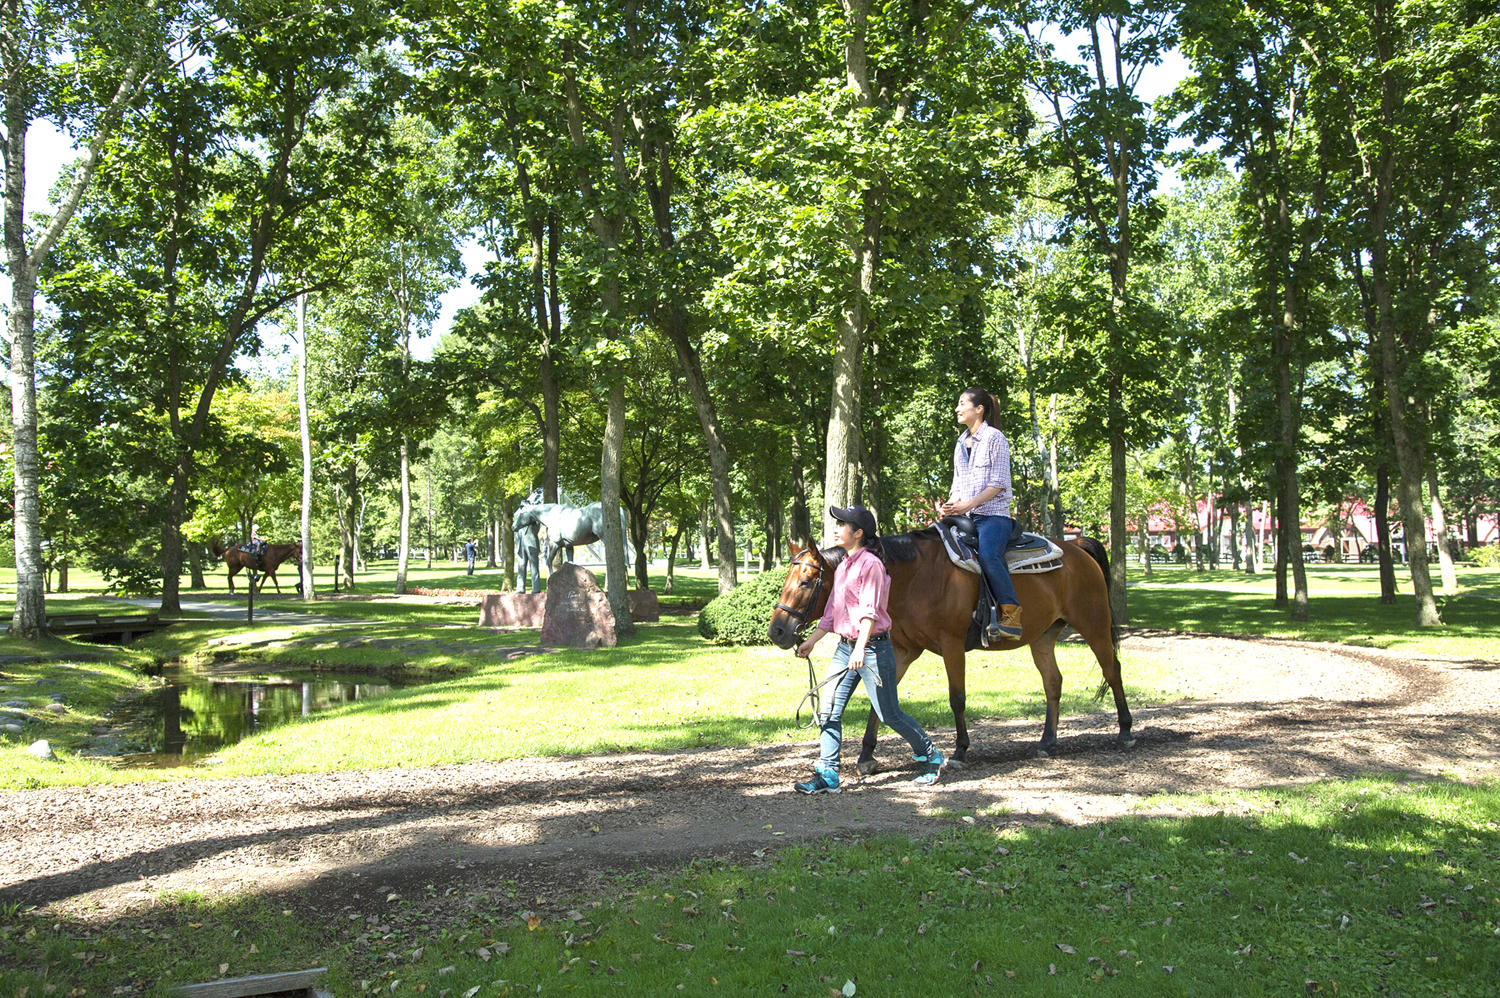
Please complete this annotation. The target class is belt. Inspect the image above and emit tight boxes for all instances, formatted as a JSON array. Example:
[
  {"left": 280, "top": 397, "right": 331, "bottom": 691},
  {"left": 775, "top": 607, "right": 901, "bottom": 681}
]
[{"left": 840, "top": 632, "right": 890, "bottom": 646}]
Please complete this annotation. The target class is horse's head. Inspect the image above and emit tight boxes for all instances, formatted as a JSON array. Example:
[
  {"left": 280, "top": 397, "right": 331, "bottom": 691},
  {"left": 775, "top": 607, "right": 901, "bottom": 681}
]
[{"left": 767, "top": 542, "right": 833, "bottom": 649}]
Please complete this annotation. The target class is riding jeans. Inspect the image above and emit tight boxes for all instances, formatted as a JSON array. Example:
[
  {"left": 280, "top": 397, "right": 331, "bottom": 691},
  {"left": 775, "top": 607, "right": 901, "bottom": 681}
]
[
  {"left": 818, "top": 636, "right": 935, "bottom": 770},
  {"left": 973, "top": 513, "right": 1020, "bottom": 606}
]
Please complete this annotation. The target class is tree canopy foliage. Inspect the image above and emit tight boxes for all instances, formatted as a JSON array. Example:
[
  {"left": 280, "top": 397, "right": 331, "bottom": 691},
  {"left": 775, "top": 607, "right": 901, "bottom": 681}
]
[{"left": 4, "top": 0, "right": 1496, "bottom": 632}]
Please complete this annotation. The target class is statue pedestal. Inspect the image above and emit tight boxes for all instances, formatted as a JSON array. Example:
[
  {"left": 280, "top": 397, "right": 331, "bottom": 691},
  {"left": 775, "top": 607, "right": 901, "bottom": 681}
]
[
  {"left": 628, "top": 589, "right": 659, "bottom": 622},
  {"left": 478, "top": 573, "right": 659, "bottom": 645},
  {"left": 478, "top": 593, "right": 546, "bottom": 628}
]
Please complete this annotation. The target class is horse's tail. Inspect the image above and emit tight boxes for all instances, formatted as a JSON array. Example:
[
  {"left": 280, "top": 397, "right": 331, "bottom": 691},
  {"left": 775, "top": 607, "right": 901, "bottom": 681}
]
[
  {"left": 1075, "top": 534, "right": 1121, "bottom": 656},
  {"left": 209, "top": 538, "right": 226, "bottom": 558}
]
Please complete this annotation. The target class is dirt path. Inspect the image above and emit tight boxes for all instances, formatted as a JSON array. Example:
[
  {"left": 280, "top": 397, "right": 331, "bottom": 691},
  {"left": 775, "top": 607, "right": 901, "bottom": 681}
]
[{"left": 4, "top": 632, "right": 1498, "bottom": 922}]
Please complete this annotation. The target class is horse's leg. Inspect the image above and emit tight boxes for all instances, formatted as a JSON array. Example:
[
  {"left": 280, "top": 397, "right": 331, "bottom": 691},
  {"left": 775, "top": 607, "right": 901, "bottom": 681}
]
[
  {"left": 941, "top": 640, "right": 971, "bottom": 767},
  {"left": 1029, "top": 622, "right": 1067, "bottom": 758},
  {"left": 267, "top": 569, "right": 281, "bottom": 594},
  {"left": 227, "top": 563, "right": 237, "bottom": 594},
  {"left": 856, "top": 649, "right": 920, "bottom": 776},
  {"left": 1079, "top": 615, "right": 1135, "bottom": 748}
]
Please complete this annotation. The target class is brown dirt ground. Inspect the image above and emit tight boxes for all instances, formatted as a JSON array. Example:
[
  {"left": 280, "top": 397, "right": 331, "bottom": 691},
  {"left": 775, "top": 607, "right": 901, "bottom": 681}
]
[{"left": 3, "top": 631, "right": 1498, "bottom": 926}]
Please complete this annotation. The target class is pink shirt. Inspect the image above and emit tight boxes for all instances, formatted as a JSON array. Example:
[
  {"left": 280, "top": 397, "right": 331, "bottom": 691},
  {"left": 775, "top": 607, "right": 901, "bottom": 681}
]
[{"left": 817, "top": 546, "right": 893, "bottom": 641}]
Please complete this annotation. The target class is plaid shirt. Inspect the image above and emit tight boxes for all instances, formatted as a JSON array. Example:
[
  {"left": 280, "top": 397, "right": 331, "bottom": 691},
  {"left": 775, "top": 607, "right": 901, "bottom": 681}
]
[{"left": 949, "top": 423, "right": 1012, "bottom": 518}]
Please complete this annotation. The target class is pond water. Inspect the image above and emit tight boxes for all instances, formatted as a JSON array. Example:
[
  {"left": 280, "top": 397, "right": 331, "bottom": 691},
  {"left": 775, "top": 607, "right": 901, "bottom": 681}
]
[{"left": 109, "top": 666, "right": 432, "bottom": 768}]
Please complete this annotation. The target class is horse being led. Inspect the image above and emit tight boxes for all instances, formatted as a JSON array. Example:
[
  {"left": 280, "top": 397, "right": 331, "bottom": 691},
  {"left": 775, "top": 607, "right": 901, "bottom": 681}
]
[
  {"left": 767, "top": 528, "right": 1133, "bottom": 770},
  {"left": 209, "top": 539, "right": 303, "bottom": 595},
  {"left": 512, "top": 502, "right": 632, "bottom": 567}
]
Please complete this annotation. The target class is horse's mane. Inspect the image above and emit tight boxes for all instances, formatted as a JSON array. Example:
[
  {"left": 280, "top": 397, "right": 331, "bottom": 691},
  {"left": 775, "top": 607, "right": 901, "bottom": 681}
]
[
  {"left": 818, "top": 546, "right": 847, "bottom": 571},
  {"left": 879, "top": 527, "right": 939, "bottom": 564}
]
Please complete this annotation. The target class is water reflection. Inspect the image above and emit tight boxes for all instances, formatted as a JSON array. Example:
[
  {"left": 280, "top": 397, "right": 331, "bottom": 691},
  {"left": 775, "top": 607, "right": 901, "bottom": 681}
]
[{"left": 117, "top": 667, "right": 416, "bottom": 768}]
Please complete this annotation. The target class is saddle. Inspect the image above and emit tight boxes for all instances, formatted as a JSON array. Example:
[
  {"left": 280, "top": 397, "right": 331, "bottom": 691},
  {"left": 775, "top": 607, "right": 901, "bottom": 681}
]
[
  {"left": 935, "top": 516, "right": 1064, "bottom": 575},
  {"left": 934, "top": 516, "right": 1064, "bottom": 651}
]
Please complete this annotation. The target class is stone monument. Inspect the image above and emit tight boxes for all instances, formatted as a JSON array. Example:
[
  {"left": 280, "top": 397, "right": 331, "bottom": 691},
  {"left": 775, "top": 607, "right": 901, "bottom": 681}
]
[{"left": 539, "top": 563, "right": 618, "bottom": 648}]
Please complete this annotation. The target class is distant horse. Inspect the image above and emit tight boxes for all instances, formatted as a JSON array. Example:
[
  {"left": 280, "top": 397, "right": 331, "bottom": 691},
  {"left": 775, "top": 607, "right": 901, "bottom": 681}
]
[
  {"left": 767, "top": 529, "right": 1133, "bottom": 770},
  {"left": 512, "top": 502, "right": 632, "bottom": 568},
  {"left": 515, "top": 519, "right": 542, "bottom": 593},
  {"left": 209, "top": 539, "right": 303, "bottom": 595}
]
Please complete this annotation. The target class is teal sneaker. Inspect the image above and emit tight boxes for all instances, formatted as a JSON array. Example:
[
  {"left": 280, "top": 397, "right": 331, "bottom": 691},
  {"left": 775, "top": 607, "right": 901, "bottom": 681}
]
[
  {"left": 794, "top": 765, "right": 841, "bottom": 794},
  {"left": 911, "top": 750, "right": 945, "bottom": 787}
]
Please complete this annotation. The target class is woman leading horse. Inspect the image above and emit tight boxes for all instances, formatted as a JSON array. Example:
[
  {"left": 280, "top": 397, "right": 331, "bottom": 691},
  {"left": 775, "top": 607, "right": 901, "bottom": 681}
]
[{"left": 768, "top": 529, "right": 1134, "bottom": 770}]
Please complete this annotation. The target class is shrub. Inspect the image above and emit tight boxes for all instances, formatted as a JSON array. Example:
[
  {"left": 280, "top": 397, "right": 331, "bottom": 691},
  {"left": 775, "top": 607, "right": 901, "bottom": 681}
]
[
  {"left": 1471, "top": 544, "right": 1500, "bottom": 568},
  {"left": 697, "top": 568, "right": 789, "bottom": 645}
]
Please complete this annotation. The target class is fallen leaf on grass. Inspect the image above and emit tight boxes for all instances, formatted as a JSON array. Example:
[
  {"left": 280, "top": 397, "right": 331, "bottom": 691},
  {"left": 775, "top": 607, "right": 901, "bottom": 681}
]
[
  {"left": 1055, "top": 943, "right": 1077, "bottom": 954},
  {"left": 1048, "top": 964, "right": 1056, "bottom": 976},
  {"left": 787, "top": 950, "right": 806, "bottom": 957},
  {"left": 1163, "top": 966, "right": 1174, "bottom": 974},
  {"left": 218, "top": 965, "right": 228, "bottom": 975},
  {"left": 462, "top": 988, "right": 481, "bottom": 998},
  {"left": 843, "top": 982, "right": 857, "bottom": 997},
  {"left": 1004, "top": 970, "right": 1015, "bottom": 978},
  {"left": 526, "top": 916, "right": 542, "bottom": 930}
]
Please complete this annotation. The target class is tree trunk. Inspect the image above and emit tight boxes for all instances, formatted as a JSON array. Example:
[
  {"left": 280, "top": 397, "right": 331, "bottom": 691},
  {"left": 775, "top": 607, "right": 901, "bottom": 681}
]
[
  {"left": 1229, "top": 506, "right": 1241, "bottom": 571},
  {"left": 1107, "top": 375, "right": 1129, "bottom": 624},
  {"left": 1274, "top": 479, "right": 1289, "bottom": 607},
  {"left": 824, "top": 192, "right": 880, "bottom": 545},
  {"left": 1426, "top": 461, "right": 1458, "bottom": 595},
  {"left": 600, "top": 376, "right": 635, "bottom": 635},
  {"left": 159, "top": 458, "right": 189, "bottom": 614},
  {"left": 424, "top": 464, "right": 434, "bottom": 570},
  {"left": 344, "top": 462, "right": 359, "bottom": 589},
  {"left": 1049, "top": 395, "right": 1063, "bottom": 535},
  {"left": 1366, "top": 13, "right": 1440, "bottom": 626},
  {"left": 6, "top": 255, "right": 45, "bottom": 637},
  {"left": 700, "top": 506, "right": 712, "bottom": 571},
  {"left": 188, "top": 545, "right": 204, "bottom": 589},
  {"left": 297, "top": 293, "right": 316, "bottom": 601},
  {"left": 1375, "top": 462, "right": 1396, "bottom": 603},
  {"left": 660, "top": 308, "right": 737, "bottom": 594},
  {"left": 500, "top": 495, "right": 515, "bottom": 591},
  {"left": 665, "top": 523, "right": 683, "bottom": 594}
]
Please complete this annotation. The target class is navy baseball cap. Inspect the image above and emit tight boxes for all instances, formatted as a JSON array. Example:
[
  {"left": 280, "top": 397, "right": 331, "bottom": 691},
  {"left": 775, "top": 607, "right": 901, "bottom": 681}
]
[{"left": 828, "top": 504, "right": 878, "bottom": 539}]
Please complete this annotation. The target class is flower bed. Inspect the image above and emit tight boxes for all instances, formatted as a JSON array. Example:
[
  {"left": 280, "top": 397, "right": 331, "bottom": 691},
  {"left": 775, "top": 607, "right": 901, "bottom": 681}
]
[{"left": 408, "top": 586, "right": 505, "bottom": 597}]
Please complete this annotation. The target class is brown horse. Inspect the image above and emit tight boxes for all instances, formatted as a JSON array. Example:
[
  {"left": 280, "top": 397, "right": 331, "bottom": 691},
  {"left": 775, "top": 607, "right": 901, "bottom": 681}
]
[
  {"left": 209, "top": 540, "right": 303, "bottom": 595},
  {"left": 767, "top": 530, "right": 1133, "bottom": 771}
]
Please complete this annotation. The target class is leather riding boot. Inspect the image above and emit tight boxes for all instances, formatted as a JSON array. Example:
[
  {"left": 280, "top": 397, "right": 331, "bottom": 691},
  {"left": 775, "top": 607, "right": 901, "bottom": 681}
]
[{"left": 995, "top": 603, "right": 1023, "bottom": 638}]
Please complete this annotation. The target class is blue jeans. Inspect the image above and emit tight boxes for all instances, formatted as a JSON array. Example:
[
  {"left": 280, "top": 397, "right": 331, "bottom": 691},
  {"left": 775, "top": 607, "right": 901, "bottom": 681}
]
[
  {"left": 973, "top": 514, "right": 1019, "bottom": 606},
  {"left": 818, "top": 637, "right": 935, "bottom": 770}
]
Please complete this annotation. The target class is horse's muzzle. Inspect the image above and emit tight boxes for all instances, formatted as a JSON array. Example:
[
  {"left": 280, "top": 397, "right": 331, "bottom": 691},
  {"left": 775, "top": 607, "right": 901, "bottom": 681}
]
[{"left": 766, "top": 613, "right": 798, "bottom": 649}]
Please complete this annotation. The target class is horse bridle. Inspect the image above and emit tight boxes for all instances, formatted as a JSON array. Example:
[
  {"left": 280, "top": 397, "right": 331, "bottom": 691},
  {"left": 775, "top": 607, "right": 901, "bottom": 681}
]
[{"left": 775, "top": 547, "right": 832, "bottom": 636}]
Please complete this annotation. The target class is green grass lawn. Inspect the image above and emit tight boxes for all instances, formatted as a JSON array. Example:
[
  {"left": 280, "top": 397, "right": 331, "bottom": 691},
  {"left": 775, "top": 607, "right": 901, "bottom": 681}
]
[
  {"left": 7, "top": 777, "right": 1496, "bottom": 996},
  {"left": 1126, "top": 563, "right": 1500, "bottom": 660},
  {"left": 0, "top": 613, "right": 1171, "bottom": 789}
]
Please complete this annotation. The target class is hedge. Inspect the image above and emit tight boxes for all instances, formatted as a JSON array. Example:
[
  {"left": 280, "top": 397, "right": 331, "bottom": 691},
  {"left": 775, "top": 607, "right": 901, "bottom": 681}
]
[{"left": 697, "top": 567, "right": 789, "bottom": 645}]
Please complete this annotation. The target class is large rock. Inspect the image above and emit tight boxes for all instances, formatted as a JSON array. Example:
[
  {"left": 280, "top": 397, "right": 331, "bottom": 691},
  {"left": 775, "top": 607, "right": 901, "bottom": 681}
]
[
  {"left": 27, "top": 739, "right": 55, "bottom": 760},
  {"left": 479, "top": 592, "right": 547, "bottom": 629},
  {"left": 539, "top": 564, "right": 617, "bottom": 649},
  {"left": 628, "top": 589, "right": 660, "bottom": 623}
]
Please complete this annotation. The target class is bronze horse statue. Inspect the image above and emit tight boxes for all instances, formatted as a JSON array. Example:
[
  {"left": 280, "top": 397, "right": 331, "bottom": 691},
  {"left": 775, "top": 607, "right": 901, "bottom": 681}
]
[
  {"left": 209, "top": 540, "right": 303, "bottom": 595},
  {"left": 768, "top": 529, "right": 1133, "bottom": 771}
]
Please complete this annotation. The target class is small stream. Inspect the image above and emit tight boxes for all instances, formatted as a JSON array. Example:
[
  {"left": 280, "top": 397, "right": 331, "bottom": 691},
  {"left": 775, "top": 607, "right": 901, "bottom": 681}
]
[{"left": 106, "top": 666, "right": 434, "bottom": 768}]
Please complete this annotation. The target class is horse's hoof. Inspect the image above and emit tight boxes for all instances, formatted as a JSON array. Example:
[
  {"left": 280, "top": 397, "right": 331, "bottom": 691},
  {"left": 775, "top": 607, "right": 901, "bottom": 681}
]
[
  {"left": 1117, "top": 735, "right": 1137, "bottom": 749},
  {"left": 857, "top": 758, "right": 879, "bottom": 776},
  {"left": 1030, "top": 747, "right": 1051, "bottom": 759},
  {"left": 946, "top": 757, "right": 967, "bottom": 771}
]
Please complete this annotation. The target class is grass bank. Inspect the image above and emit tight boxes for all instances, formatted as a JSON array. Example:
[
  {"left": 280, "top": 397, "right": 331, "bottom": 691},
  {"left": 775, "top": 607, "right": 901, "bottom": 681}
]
[
  {"left": 0, "top": 614, "right": 1181, "bottom": 789},
  {"left": 6, "top": 777, "right": 1496, "bottom": 996}
]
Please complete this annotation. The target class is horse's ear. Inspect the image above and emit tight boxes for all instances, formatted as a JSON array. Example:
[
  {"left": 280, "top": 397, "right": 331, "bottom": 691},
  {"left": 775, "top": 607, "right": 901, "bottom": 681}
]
[{"left": 788, "top": 540, "right": 802, "bottom": 559}]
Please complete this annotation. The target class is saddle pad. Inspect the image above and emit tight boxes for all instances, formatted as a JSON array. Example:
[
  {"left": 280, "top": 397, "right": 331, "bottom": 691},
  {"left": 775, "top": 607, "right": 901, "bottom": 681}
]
[{"left": 938, "top": 523, "right": 1064, "bottom": 575}]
